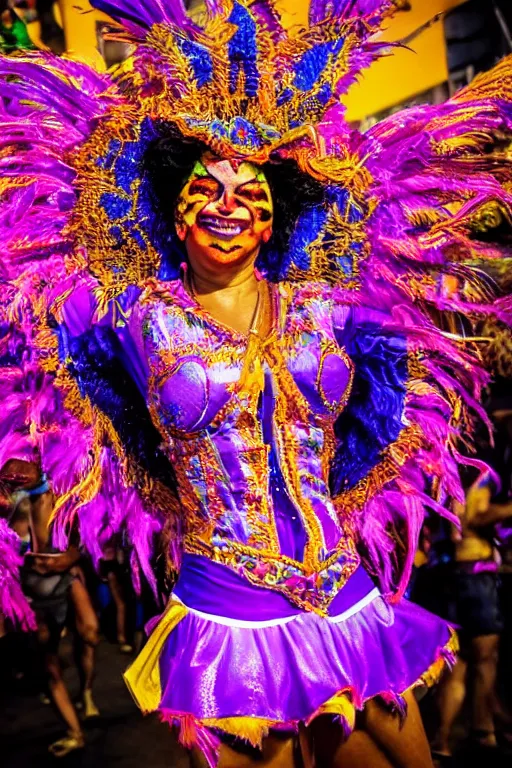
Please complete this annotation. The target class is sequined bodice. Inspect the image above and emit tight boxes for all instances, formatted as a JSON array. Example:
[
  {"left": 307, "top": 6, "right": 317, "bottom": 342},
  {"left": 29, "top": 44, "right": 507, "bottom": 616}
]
[{"left": 135, "top": 279, "right": 360, "bottom": 614}]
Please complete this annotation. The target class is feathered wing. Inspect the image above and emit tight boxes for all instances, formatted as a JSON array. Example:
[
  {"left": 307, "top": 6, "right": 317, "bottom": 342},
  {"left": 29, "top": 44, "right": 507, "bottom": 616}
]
[
  {"left": 325, "top": 57, "right": 512, "bottom": 598},
  {"left": 0, "top": 519, "right": 36, "bottom": 631},
  {"left": 0, "top": 54, "right": 176, "bottom": 597}
]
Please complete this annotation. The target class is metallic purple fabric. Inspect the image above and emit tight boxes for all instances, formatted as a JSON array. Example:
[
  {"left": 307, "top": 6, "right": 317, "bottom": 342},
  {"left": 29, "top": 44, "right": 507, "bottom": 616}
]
[
  {"left": 158, "top": 589, "right": 454, "bottom": 722},
  {"left": 173, "top": 554, "right": 375, "bottom": 621},
  {"left": 133, "top": 280, "right": 360, "bottom": 613},
  {"left": 262, "top": 370, "right": 307, "bottom": 560}
]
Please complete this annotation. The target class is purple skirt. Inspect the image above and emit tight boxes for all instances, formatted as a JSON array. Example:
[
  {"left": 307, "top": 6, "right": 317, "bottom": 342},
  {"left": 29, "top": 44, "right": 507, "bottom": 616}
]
[{"left": 125, "top": 556, "right": 456, "bottom": 765}]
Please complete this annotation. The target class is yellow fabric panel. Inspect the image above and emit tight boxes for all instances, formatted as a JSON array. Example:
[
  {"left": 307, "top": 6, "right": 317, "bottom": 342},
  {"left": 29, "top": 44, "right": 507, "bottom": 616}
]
[{"left": 123, "top": 599, "right": 188, "bottom": 714}]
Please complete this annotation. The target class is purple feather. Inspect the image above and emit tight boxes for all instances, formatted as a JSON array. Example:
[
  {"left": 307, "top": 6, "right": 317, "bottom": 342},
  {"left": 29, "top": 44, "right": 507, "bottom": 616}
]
[
  {"left": 0, "top": 520, "right": 36, "bottom": 631},
  {"left": 309, "top": 0, "right": 390, "bottom": 24},
  {"left": 248, "top": 1, "right": 285, "bottom": 41},
  {"left": 91, "top": 0, "right": 194, "bottom": 36}
]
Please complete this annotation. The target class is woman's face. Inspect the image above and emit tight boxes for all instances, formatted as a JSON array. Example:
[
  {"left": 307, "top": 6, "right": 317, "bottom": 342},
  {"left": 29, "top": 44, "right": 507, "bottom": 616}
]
[{"left": 175, "top": 153, "right": 273, "bottom": 268}]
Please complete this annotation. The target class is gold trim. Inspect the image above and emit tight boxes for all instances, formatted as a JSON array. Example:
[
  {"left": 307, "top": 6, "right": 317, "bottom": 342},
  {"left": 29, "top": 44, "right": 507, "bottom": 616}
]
[
  {"left": 411, "top": 629, "right": 459, "bottom": 691},
  {"left": 184, "top": 534, "right": 359, "bottom": 616},
  {"left": 333, "top": 424, "right": 425, "bottom": 514}
]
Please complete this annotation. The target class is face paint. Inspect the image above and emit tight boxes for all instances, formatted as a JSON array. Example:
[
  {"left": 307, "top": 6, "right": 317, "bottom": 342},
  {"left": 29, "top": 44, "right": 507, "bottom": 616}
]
[{"left": 175, "top": 153, "right": 273, "bottom": 266}]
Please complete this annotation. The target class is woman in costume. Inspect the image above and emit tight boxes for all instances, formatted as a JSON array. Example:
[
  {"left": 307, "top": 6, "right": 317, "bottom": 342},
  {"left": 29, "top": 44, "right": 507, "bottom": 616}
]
[{"left": 1, "top": 1, "right": 511, "bottom": 765}]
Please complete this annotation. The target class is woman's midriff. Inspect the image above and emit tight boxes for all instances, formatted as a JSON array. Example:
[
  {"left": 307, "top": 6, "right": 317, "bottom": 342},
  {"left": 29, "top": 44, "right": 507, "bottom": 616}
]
[{"left": 173, "top": 553, "right": 376, "bottom": 622}]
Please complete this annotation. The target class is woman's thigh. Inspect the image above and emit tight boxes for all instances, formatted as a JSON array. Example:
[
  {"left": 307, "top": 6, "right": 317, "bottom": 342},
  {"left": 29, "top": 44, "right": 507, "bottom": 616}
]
[
  {"left": 191, "top": 733, "right": 297, "bottom": 768},
  {"left": 359, "top": 691, "right": 434, "bottom": 768},
  {"left": 192, "top": 721, "right": 396, "bottom": 768},
  {"left": 471, "top": 633, "right": 500, "bottom": 665},
  {"left": 309, "top": 713, "right": 392, "bottom": 768},
  {"left": 310, "top": 691, "right": 433, "bottom": 768},
  {"left": 192, "top": 690, "right": 433, "bottom": 768}
]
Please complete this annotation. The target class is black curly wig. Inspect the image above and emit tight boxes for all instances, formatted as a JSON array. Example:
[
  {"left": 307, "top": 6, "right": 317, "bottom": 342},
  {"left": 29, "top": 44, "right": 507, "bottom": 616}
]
[{"left": 143, "top": 123, "right": 326, "bottom": 281}]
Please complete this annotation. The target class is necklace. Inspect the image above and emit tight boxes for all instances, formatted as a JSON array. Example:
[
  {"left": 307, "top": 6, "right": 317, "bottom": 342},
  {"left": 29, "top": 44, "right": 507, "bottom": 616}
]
[
  {"left": 186, "top": 270, "right": 270, "bottom": 339},
  {"left": 185, "top": 270, "right": 274, "bottom": 396}
]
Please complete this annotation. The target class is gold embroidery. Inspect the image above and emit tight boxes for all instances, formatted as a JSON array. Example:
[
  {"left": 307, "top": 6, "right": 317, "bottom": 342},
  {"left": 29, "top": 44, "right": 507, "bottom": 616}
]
[{"left": 333, "top": 424, "right": 425, "bottom": 515}]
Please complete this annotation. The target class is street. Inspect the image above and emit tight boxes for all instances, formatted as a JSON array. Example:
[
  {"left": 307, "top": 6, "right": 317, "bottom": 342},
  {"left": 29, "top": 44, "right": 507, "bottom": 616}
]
[{"left": 0, "top": 635, "right": 189, "bottom": 768}]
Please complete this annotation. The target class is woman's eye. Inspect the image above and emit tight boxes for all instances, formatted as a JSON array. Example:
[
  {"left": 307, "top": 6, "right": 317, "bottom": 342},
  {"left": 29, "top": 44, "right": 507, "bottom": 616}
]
[
  {"left": 188, "top": 178, "right": 220, "bottom": 200},
  {"left": 237, "top": 184, "right": 269, "bottom": 203}
]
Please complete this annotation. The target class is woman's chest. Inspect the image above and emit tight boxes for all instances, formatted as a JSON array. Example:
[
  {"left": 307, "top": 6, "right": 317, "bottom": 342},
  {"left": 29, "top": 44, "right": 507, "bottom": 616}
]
[{"left": 144, "top": 295, "right": 353, "bottom": 435}]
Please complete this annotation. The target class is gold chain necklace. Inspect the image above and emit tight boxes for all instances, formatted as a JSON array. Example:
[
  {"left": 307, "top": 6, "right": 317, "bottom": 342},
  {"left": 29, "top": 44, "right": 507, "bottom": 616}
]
[{"left": 186, "top": 270, "right": 270, "bottom": 339}]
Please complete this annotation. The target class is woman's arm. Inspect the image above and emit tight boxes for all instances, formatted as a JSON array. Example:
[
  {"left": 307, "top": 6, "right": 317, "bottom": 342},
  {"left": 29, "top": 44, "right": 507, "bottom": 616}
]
[
  {"left": 28, "top": 488, "right": 54, "bottom": 553},
  {"left": 26, "top": 547, "right": 81, "bottom": 574}
]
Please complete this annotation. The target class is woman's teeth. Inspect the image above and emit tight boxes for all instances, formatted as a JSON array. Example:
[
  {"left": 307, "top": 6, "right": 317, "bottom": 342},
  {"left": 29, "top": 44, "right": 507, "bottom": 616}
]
[{"left": 199, "top": 216, "right": 247, "bottom": 238}]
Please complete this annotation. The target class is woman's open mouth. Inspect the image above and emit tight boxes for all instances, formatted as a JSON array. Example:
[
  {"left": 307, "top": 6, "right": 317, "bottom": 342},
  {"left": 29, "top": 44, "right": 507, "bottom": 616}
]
[{"left": 197, "top": 214, "right": 249, "bottom": 240}]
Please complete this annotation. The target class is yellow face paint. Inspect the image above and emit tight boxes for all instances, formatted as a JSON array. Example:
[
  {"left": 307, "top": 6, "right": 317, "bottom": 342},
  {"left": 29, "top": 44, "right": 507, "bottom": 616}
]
[{"left": 175, "top": 153, "right": 273, "bottom": 266}]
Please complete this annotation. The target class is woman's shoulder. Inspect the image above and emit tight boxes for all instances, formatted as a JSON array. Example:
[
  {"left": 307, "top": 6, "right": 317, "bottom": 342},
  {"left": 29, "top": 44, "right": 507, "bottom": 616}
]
[
  {"left": 133, "top": 278, "right": 206, "bottom": 349},
  {"left": 279, "top": 279, "right": 335, "bottom": 307},
  {"left": 138, "top": 277, "right": 192, "bottom": 311}
]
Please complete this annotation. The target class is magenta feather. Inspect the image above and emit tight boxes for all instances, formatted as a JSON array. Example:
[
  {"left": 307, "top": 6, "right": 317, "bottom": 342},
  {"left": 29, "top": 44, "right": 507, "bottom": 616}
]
[{"left": 0, "top": 520, "right": 36, "bottom": 631}]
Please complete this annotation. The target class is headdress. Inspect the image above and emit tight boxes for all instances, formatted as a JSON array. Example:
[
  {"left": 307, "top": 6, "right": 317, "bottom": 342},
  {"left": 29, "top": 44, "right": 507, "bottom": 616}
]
[
  {"left": 71, "top": 0, "right": 399, "bottom": 300},
  {"left": 0, "top": 1, "right": 511, "bottom": 599}
]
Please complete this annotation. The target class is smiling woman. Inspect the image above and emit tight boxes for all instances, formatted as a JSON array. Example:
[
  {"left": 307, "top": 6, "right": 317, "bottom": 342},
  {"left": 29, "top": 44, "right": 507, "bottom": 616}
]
[
  {"left": 1, "top": 1, "right": 511, "bottom": 766},
  {"left": 143, "top": 124, "right": 325, "bottom": 282},
  {"left": 173, "top": 153, "right": 274, "bottom": 336}
]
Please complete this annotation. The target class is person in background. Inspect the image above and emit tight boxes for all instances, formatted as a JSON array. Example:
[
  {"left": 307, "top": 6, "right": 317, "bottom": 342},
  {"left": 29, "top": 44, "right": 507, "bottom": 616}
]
[
  {"left": 99, "top": 537, "right": 133, "bottom": 654},
  {"left": 1, "top": 459, "right": 100, "bottom": 756},
  {"left": 430, "top": 392, "right": 512, "bottom": 763},
  {"left": 0, "top": 6, "right": 35, "bottom": 52},
  {"left": 488, "top": 393, "right": 512, "bottom": 737}
]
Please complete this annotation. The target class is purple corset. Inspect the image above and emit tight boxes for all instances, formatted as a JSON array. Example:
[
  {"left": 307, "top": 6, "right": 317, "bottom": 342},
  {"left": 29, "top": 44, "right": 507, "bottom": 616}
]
[{"left": 135, "top": 279, "right": 359, "bottom": 614}]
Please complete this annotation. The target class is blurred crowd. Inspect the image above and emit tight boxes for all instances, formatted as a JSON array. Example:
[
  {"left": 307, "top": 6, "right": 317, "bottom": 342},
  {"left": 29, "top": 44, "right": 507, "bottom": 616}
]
[
  {"left": 0, "top": 463, "right": 167, "bottom": 757},
  {"left": 0, "top": 0, "right": 64, "bottom": 54},
  {"left": 408, "top": 377, "right": 512, "bottom": 764}
]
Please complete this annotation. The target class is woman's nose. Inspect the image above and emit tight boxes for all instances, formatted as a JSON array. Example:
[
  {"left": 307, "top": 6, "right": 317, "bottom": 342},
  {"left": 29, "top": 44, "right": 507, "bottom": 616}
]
[{"left": 216, "top": 189, "right": 237, "bottom": 215}]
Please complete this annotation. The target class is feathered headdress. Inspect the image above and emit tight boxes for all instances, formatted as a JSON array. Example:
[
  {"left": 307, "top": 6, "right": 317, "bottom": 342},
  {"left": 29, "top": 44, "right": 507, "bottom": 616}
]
[{"left": 69, "top": 0, "right": 400, "bottom": 300}]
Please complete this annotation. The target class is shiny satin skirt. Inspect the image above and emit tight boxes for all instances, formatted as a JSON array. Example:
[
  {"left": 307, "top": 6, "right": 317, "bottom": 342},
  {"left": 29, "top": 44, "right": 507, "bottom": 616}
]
[{"left": 125, "top": 555, "right": 456, "bottom": 767}]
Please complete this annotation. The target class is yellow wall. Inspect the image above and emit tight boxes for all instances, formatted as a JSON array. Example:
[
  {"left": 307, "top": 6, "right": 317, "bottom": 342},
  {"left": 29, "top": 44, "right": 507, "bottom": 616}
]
[
  {"left": 58, "top": 0, "right": 111, "bottom": 70},
  {"left": 275, "top": 0, "right": 468, "bottom": 119},
  {"left": 345, "top": 20, "right": 448, "bottom": 120},
  {"left": 343, "top": 0, "right": 467, "bottom": 120},
  {"left": 60, "top": 0, "right": 467, "bottom": 115}
]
